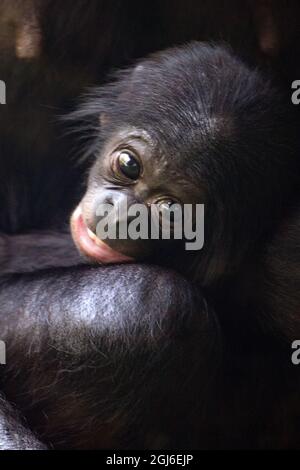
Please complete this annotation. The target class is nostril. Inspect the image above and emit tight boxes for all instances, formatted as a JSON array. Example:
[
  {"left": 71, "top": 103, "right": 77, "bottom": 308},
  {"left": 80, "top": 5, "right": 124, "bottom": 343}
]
[
  {"left": 89, "top": 190, "right": 144, "bottom": 237},
  {"left": 104, "top": 196, "right": 114, "bottom": 206},
  {"left": 95, "top": 194, "right": 114, "bottom": 210}
]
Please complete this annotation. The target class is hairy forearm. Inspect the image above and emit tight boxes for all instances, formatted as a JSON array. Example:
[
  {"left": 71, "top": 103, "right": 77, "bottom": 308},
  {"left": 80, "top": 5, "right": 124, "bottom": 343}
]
[{"left": 0, "top": 264, "right": 220, "bottom": 448}]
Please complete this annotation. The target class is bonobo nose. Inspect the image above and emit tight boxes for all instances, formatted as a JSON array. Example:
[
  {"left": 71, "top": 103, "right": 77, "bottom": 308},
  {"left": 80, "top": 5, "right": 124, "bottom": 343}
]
[{"left": 89, "top": 190, "right": 140, "bottom": 235}]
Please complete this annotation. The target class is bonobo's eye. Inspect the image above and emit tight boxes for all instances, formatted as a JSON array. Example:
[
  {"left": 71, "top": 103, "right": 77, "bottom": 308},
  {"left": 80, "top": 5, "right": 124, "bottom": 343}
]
[
  {"left": 117, "top": 151, "right": 141, "bottom": 180},
  {"left": 157, "top": 199, "right": 183, "bottom": 227},
  {"left": 158, "top": 199, "right": 179, "bottom": 213}
]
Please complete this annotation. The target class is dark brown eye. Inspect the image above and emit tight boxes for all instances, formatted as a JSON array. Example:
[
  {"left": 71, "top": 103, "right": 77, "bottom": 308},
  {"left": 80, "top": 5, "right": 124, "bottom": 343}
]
[
  {"left": 118, "top": 151, "right": 140, "bottom": 180},
  {"left": 157, "top": 199, "right": 182, "bottom": 226}
]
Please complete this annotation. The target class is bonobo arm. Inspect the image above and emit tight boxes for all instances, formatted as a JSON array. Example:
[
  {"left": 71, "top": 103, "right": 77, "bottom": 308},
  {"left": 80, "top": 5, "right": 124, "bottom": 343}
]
[
  {"left": 0, "top": 264, "right": 220, "bottom": 449},
  {"left": 0, "top": 395, "right": 46, "bottom": 450}
]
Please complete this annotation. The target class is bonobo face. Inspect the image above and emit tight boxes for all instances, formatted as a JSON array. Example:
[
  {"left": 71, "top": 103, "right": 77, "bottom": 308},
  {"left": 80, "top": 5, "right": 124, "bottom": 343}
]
[
  {"left": 71, "top": 125, "right": 203, "bottom": 264},
  {"left": 71, "top": 42, "right": 299, "bottom": 285}
]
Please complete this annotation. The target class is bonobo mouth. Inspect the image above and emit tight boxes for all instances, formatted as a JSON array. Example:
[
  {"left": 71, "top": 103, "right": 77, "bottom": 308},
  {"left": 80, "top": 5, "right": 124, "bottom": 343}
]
[{"left": 70, "top": 205, "right": 134, "bottom": 264}]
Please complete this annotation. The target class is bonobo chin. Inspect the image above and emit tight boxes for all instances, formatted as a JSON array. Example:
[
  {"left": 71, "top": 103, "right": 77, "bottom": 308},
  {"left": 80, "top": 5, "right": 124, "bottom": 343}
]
[{"left": 70, "top": 41, "right": 299, "bottom": 286}]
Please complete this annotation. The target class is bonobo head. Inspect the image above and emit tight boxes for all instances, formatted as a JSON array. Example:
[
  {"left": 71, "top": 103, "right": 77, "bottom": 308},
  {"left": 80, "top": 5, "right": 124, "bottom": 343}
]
[{"left": 70, "top": 42, "right": 299, "bottom": 286}]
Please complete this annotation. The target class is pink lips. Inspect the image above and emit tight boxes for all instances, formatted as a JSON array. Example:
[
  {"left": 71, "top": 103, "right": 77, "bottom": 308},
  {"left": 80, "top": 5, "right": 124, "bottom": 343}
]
[{"left": 70, "top": 205, "right": 134, "bottom": 264}]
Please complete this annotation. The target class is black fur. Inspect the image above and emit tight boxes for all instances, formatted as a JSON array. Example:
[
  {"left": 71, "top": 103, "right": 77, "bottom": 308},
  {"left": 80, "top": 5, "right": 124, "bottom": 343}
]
[
  {"left": 0, "top": 264, "right": 219, "bottom": 449},
  {"left": 72, "top": 43, "right": 300, "bottom": 285},
  {"left": 0, "top": 3, "right": 300, "bottom": 450}
]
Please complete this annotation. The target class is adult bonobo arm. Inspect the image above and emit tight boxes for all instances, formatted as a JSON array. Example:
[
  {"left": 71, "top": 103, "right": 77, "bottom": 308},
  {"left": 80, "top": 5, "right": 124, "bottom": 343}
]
[
  {"left": 0, "top": 395, "right": 46, "bottom": 450},
  {"left": 0, "top": 264, "right": 220, "bottom": 449}
]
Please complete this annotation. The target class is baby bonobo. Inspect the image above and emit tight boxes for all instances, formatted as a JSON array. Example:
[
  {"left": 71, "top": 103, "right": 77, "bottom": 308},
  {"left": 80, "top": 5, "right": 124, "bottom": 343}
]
[{"left": 71, "top": 42, "right": 299, "bottom": 286}]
